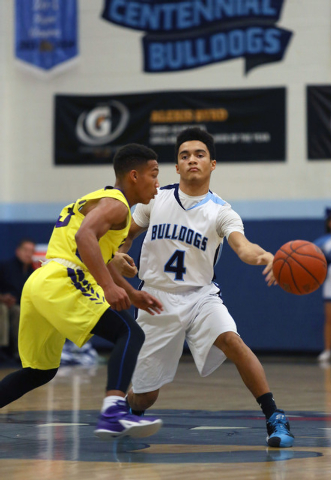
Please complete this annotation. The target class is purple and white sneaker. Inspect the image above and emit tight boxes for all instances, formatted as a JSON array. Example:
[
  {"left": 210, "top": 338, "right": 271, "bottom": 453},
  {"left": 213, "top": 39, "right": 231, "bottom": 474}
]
[{"left": 94, "top": 399, "right": 163, "bottom": 440}]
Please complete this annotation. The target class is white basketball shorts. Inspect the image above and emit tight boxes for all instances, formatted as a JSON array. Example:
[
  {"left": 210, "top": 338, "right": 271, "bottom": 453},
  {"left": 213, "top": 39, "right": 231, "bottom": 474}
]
[
  {"left": 131, "top": 283, "right": 238, "bottom": 393},
  {"left": 323, "top": 265, "right": 331, "bottom": 301}
]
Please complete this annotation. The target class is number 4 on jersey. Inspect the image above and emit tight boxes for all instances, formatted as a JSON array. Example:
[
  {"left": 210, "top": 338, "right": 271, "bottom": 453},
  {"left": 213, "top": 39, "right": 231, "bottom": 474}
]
[{"left": 164, "top": 250, "right": 186, "bottom": 281}]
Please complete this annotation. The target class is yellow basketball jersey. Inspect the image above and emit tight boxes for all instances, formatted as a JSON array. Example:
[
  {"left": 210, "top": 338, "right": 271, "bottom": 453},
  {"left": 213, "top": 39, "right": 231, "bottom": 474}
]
[{"left": 46, "top": 187, "right": 131, "bottom": 268}]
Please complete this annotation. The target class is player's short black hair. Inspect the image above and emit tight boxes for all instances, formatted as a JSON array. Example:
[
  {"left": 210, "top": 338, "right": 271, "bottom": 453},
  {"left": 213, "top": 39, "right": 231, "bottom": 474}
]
[
  {"left": 113, "top": 144, "right": 158, "bottom": 178},
  {"left": 175, "top": 127, "right": 216, "bottom": 162}
]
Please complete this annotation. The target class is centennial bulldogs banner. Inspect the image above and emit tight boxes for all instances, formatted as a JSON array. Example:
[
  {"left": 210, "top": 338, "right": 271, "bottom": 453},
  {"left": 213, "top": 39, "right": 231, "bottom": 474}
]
[
  {"left": 54, "top": 88, "right": 286, "bottom": 165},
  {"left": 15, "top": 0, "right": 78, "bottom": 72},
  {"left": 101, "top": 0, "right": 293, "bottom": 74},
  {"left": 307, "top": 86, "right": 331, "bottom": 160}
]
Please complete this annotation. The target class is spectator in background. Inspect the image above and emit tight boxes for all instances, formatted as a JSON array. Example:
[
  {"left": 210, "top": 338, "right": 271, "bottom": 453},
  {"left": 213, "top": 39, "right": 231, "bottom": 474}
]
[
  {"left": 0, "top": 303, "right": 10, "bottom": 362},
  {"left": 315, "top": 209, "right": 331, "bottom": 363},
  {"left": 0, "top": 239, "right": 35, "bottom": 361}
]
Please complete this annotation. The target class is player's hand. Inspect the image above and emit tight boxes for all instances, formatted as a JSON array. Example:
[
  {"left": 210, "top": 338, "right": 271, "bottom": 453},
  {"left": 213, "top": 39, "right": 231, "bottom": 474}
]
[
  {"left": 0, "top": 293, "right": 17, "bottom": 307},
  {"left": 257, "top": 252, "right": 277, "bottom": 286},
  {"left": 104, "top": 284, "right": 131, "bottom": 311},
  {"left": 129, "top": 290, "right": 163, "bottom": 315},
  {"left": 111, "top": 253, "right": 138, "bottom": 278}
]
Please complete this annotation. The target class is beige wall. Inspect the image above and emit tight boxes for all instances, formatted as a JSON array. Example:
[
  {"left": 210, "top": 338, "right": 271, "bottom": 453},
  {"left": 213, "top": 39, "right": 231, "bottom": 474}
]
[
  {"left": 1, "top": 0, "right": 331, "bottom": 218},
  {"left": 0, "top": 0, "right": 9, "bottom": 200}
]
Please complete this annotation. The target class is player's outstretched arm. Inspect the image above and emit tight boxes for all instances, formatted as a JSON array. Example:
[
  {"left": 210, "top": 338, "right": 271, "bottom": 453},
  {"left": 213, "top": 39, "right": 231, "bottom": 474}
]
[
  {"left": 119, "top": 220, "right": 147, "bottom": 254},
  {"left": 228, "top": 231, "right": 276, "bottom": 286}
]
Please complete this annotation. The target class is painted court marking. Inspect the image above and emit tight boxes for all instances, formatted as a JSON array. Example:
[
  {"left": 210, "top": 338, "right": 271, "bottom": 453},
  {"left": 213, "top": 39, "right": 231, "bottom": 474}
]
[
  {"left": 0, "top": 409, "right": 329, "bottom": 464},
  {"left": 191, "top": 426, "right": 249, "bottom": 430},
  {"left": 37, "top": 423, "right": 89, "bottom": 427}
]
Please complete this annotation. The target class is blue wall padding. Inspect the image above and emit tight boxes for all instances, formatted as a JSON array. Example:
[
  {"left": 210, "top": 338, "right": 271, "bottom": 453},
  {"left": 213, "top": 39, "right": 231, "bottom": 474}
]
[{"left": 0, "top": 219, "right": 325, "bottom": 352}]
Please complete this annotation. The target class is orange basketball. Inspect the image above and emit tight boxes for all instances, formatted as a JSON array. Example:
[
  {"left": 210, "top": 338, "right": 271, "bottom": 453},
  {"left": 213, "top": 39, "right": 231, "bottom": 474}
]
[{"left": 273, "top": 240, "right": 327, "bottom": 295}]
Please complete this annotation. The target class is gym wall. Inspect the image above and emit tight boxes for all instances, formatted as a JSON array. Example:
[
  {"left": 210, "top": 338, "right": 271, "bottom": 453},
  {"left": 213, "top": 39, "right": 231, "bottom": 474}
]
[{"left": 0, "top": 0, "right": 330, "bottom": 352}]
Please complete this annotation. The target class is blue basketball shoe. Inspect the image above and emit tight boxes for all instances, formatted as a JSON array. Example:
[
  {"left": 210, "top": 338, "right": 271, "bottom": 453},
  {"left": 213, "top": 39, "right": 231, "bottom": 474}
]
[
  {"left": 266, "top": 409, "right": 294, "bottom": 448},
  {"left": 125, "top": 395, "right": 145, "bottom": 416},
  {"left": 94, "top": 399, "right": 162, "bottom": 440}
]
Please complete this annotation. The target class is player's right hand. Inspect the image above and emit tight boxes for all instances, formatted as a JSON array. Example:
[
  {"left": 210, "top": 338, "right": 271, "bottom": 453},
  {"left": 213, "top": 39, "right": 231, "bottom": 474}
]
[
  {"left": 104, "top": 285, "right": 131, "bottom": 311},
  {"left": 257, "top": 252, "right": 277, "bottom": 286},
  {"left": 129, "top": 290, "right": 163, "bottom": 315}
]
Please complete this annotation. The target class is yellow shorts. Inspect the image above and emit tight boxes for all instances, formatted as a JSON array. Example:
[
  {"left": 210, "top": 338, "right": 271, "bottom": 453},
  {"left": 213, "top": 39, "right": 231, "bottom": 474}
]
[{"left": 19, "top": 260, "right": 109, "bottom": 370}]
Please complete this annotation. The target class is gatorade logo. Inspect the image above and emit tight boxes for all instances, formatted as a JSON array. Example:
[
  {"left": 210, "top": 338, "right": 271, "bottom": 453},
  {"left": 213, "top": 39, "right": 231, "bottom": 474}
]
[{"left": 76, "top": 101, "right": 129, "bottom": 146}]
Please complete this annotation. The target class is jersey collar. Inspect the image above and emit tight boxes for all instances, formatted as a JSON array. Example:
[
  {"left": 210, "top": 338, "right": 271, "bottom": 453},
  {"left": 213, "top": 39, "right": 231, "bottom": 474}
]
[{"left": 174, "top": 184, "right": 213, "bottom": 211}]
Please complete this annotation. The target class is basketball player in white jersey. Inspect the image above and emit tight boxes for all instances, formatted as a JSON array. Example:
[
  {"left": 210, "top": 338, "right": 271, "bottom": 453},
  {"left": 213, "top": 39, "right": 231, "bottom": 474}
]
[
  {"left": 121, "top": 127, "right": 294, "bottom": 448},
  {"left": 315, "top": 209, "right": 331, "bottom": 362}
]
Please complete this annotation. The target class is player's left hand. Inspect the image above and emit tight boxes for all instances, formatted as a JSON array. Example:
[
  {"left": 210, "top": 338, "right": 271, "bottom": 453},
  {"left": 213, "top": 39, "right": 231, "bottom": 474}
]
[
  {"left": 129, "top": 290, "right": 163, "bottom": 315},
  {"left": 257, "top": 252, "right": 277, "bottom": 286},
  {"left": 111, "top": 253, "right": 138, "bottom": 278}
]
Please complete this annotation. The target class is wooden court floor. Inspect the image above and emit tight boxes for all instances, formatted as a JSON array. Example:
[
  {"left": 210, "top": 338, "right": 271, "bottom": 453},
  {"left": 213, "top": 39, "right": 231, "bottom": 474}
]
[{"left": 1, "top": 354, "right": 331, "bottom": 480}]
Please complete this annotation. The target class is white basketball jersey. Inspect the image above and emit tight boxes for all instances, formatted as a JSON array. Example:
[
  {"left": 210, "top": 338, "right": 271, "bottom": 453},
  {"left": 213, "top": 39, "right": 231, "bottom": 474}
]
[{"left": 134, "top": 184, "right": 244, "bottom": 292}]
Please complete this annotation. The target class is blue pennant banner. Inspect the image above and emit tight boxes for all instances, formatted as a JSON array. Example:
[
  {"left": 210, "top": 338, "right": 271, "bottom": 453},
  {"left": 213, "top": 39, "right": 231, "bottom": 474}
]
[{"left": 15, "top": 0, "right": 78, "bottom": 72}]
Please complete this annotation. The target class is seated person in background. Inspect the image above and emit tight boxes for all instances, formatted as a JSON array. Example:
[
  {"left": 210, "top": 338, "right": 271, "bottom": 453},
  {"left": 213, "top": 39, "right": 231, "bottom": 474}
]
[
  {"left": 315, "top": 209, "right": 331, "bottom": 363},
  {"left": 0, "top": 238, "right": 35, "bottom": 361},
  {"left": 0, "top": 303, "right": 10, "bottom": 362}
]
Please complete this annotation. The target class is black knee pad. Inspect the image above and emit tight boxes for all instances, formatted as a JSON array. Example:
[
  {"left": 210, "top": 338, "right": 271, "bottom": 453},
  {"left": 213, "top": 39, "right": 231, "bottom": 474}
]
[
  {"left": 130, "top": 320, "right": 145, "bottom": 347},
  {"left": 28, "top": 367, "right": 58, "bottom": 387}
]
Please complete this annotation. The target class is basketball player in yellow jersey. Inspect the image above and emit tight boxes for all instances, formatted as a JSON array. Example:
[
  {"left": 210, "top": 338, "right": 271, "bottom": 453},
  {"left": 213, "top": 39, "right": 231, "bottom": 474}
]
[{"left": 0, "top": 144, "right": 164, "bottom": 440}]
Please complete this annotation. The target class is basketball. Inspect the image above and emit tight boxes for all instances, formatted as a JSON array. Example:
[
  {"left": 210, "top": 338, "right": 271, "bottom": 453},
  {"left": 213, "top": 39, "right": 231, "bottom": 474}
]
[{"left": 273, "top": 240, "right": 327, "bottom": 295}]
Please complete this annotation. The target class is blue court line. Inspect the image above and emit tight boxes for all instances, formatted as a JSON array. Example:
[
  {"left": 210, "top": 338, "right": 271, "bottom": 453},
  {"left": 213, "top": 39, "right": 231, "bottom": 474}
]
[{"left": 0, "top": 409, "right": 328, "bottom": 464}]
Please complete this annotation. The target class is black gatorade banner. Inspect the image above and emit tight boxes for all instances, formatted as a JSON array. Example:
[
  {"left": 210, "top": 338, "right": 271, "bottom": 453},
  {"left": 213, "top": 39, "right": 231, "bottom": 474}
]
[
  {"left": 307, "top": 86, "right": 331, "bottom": 160},
  {"left": 55, "top": 88, "right": 286, "bottom": 165}
]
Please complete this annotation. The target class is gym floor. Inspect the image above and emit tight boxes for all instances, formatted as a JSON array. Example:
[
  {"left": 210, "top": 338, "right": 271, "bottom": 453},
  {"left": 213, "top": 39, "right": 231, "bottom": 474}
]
[{"left": 0, "top": 354, "right": 331, "bottom": 480}]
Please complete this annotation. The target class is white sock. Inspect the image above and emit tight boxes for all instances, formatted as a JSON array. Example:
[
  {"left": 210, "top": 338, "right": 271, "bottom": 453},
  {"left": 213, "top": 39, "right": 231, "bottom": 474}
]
[{"left": 101, "top": 395, "right": 125, "bottom": 413}]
